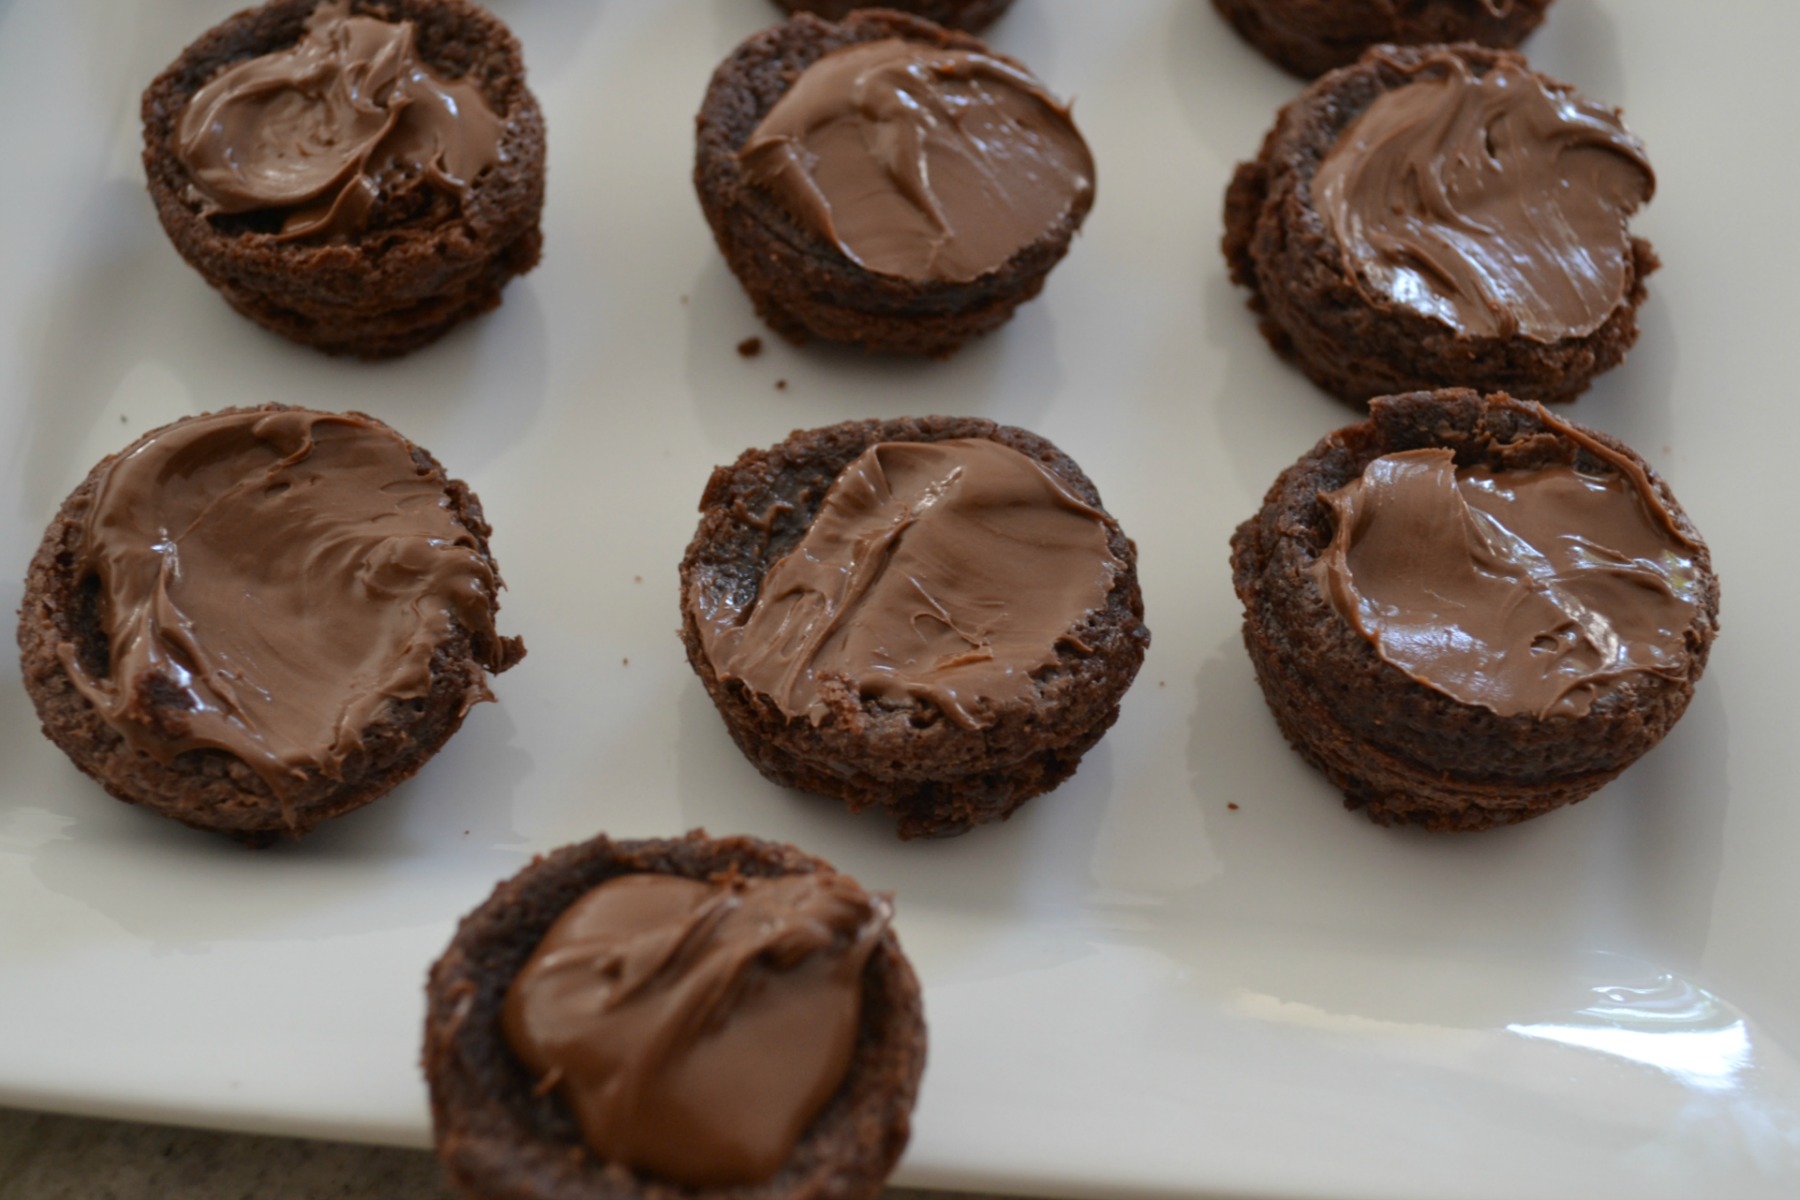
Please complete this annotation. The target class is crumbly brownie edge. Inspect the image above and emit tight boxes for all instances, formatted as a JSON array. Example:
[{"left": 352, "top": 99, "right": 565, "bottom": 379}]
[
  {"left": 772, "top": 0, "right": 1016, "bottom": 34},
  {"left": 1228, "top": 389, "right": 1719, "bottom": 830},
  {"left": 15, "top": 405, "right": 524, "bottom": 844},
  {"left": 424, "top": 831, "right": 926, "bottom": 1200},
  {"left": 1211, "top": 0, "right": 1553, "bottom": 79}
]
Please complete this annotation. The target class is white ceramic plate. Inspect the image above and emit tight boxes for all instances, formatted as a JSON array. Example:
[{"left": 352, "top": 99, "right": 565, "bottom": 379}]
[{"left": 4, "top": 2, "right": 1798, "bottom": 1197}]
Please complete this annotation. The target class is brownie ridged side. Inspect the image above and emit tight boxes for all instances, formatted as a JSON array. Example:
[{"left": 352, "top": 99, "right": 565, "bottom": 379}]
[
  {"left": 694, "top": 12, "right": 1092, "bottom": 358},
  {"left": 771, "top": 0, "right": 1014, "bottom": 33},
  {"left": 1222, "top": 43, "right": 1654, "bottom": 408},
  {"left": 141, "top": 0, "right": 546, "bottom": 358},
  {"left": 1212, "top": 0, "right": 1552, "bottom": 78},
  {"left": 424, "top": 831, "right": 925, "bottom": 1200},
  {"left": 679, "top": 417, "right": 1150, "bottom": 838},
  {"left": 1228, "top": 390, "right": 1719, "bottom": 830},
  {"left": 16, "top": 406, "right": 525, "bottom": 845}
]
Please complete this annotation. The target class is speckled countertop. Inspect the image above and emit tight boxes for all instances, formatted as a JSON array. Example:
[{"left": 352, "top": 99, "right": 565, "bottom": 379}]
[{"left": 0, "top": 1109, "right": 990, "bottom": 1200}]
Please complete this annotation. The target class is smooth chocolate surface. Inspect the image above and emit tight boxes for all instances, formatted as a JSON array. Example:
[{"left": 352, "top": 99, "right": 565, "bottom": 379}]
[
  {"left": 57, "top": 408, "right": 509, "bottom": 806},
  {"left": 738, "top": 38, "right": 1093, "bottom": 283},
  {"left": 1311, "top": 445, "right": 1704, "bottom": 718},
  {"left": 1313, "top": 51, "right": 1652, "bottom": 341},
  {"left": 500, "top": 871, "right": 889, "bottom": 1188},
  {"left": 175, "top": 0, "right": 504, "bottom": 241},
  {"left": 694, "top": 439, "right": 1122, "bottom": 730}
]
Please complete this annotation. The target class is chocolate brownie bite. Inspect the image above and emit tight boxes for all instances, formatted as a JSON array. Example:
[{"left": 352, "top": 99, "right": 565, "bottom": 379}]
[
  {"left": 142, "top": 0, "right": 546, "bottom": 358},
  {"left": 695, "top": 12, "right": 1094, "bottom": 357},
  {"left": 1223, "top": 44, "right": 1656, "bottom": 407},
  {"left": 679, "top": 417, "right": 1150, "bottom": 838},
  {"left": 1230, "top": 389, "right": 1719, "bottom": 831},
  {"left": 424, "top": 831, "right": 925, "bottom": 1200},
  {"left": 1212, "top": 0, "right": 1553, "bottom": 79},
  {"left": 770, "top": 0, "right": 1014, "bottom": 34},
  {"left": 16, "top": 406, "right": 524, "bottom": 844}
]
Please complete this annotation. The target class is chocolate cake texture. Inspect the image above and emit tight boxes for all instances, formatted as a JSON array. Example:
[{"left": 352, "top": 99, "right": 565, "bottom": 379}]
[
  {"left": 1212, "top": 0, "right": 1553, "bottom": 78},
  {"left": 771, "top": 0, "right": 1014, "bottom": 33}
]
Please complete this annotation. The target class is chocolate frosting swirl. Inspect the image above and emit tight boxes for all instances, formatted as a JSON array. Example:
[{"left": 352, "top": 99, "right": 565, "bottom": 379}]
[
  {"left": 1310, "top": 430, "right": 1704, "bottom": 719},
  {"left": 693, "top": 439, "right": 1122, "bottom": 729},
  {"left": 738, "top": 38, "right": 1094, "bottom": 283},
  {"left": 1313, "top": 52, "right": 1653, "bottom": 340},
  {"left": 174, "top": 0, "right": 504, "bottom": 241},
  {"left": 58, "top": 409, "right": 508, "bottom": 805},
  {"left": 501, "top": 871, "right": 889, "bottom": 1187}
]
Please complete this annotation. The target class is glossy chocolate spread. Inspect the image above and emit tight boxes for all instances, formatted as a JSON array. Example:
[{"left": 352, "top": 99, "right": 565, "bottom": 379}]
[
  {"left": 501, "top": 871, "right": 888, "bottom": 1186},
  {"left": 1310, "top": 423, "right": 1703, "bottom": 719},
  {"left": 175, "top": 0, "right": 504, "bottom": 241},
  {"left": 738, "top": 38, "right": 1093, "bottom": 283},
  {"left": 693, "top": 438, "right": 1121, "bottom": 730},
  {"left": 58, "top": 409, "right": 507, "bottom": 810},
  {"left": 1313, "top": 52, "right": 1653, "bottom": 340}
]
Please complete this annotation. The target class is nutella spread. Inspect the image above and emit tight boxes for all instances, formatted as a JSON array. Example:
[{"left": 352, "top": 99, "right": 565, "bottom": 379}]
[
  {"left": 738, "top": 39, "right": 1094, "bottom": 283},
  {"left": 1310, "top": 425, "right": 1703, "bottom": 719},
  {"left": 175, "top": 0, "right": 504, "bottom": 241},
  {"left": 501, "top": 871, "right": 889, "bottom": 1187},
  {"left": 694, "top": 439, "right": 1121, "bottom": 729},
  {"left": 1313, "top": 52, "right": 1653, "bottom": 341},
  {"left": 58, "top": 409, "right": 508, "bottom": 811}
]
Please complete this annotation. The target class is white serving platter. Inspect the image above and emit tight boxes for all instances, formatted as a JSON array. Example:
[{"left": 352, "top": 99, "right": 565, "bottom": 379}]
[{"left": 3, "top": 2, "right": 1798, "bottom": 1198}]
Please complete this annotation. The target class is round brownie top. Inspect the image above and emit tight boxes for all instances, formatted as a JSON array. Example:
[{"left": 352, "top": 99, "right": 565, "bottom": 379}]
[
  {"left": 501, "top": 869, "right": 890, "bottom": 1187},
  {"left": 59, "top": 406, "right": 509, "bottom": 802},
  {"left": 173, "top": 0, "right": 506, "bottom": 242},
  {"left": 145, "top": 0, "right": 541, "bottom": 245},
  {"left": 1311, "top": 418, "right": 1707, "bottom": 719},
  {"left": 691, "top": 437, "right": 1124, "bottom": 730},
  {"left": 1312, "top": 48, "right": 1653, "bottom": 341},
  {"left": 737, "top": 36, "right": 1092, "bottom": 283},
  {"left": 425, "top": 831, "right": 925, "bottom": 1200}
]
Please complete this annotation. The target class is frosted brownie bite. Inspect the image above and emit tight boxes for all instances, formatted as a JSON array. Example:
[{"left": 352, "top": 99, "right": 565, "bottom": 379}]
[
  {"left": 17, "top": 406, "right": 524, "bottom": 844},
  {"left": 1212, "top": 0, "right": 1553, "bottom": 79},
  {"left": 1223, "top": 44, "right": 1655, "bottom": 406},
  {"left": 1230, "top": 389, "right": 1719, "bottom": 830},
  {"left": 142, "top": 0, "right": 545, "bottom": 357},
  {"left": 679, "top": 417, "right": 1149, "bottom": 837},
  {"left": 695, "top": 11, "right": 1094, "bottom": 357},
  {"left": 424, "top": 831, "right": 924, "bottom": 1200}
]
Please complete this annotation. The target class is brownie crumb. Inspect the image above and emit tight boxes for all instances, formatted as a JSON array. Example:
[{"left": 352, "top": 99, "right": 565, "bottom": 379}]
[
  {"left": 776, "top": 379, "right": 788, "bottom": 390},
  {"left": 738, "top": 336, "right": 765, "bottom": 358},
  {"left": 1227, "top": 802, "right": 1240, "bottom": 811}
]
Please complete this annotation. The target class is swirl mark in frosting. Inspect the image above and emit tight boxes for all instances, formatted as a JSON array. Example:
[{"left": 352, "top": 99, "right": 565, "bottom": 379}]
[
  {"left": 1309, "top": 424, "right": 1703, "bottom": 719},
  {"left": 501, "top": 871, "right": 889, "bottom": 1187},
  {"left": 57, "top": 409, "right": 508, "bottom": 808},
  {"left": 175, "top": 0, "right": 504, "bottom": 241},
  {"left": 694, "top": 439, "right": 1121, "bottom": 730},
  {"left": 1313, "top": 52, "right": 1653, "bottom": 340},
  {"left": 739, "top": 39, "right": 1094, "bottom": 283}
]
